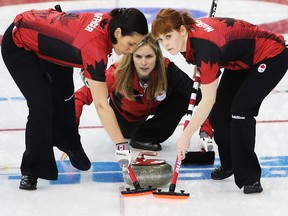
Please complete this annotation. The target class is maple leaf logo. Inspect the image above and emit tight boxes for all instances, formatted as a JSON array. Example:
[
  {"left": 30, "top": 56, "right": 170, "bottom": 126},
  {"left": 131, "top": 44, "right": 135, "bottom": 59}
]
[
  {"left": 59, "top": 13, "right": 79, "bottom": 26},
  {"left": 86, "top": 59, "right": 107, "bottom": 81},
  {"left": 198, "top": 61, "right": 221, "bottom": 83},
  {"left": 200, "top": 61, "right": 219, "bottom": 72},
  {"left": 216, "top": 18, "right": 237, "bottom": 27}
]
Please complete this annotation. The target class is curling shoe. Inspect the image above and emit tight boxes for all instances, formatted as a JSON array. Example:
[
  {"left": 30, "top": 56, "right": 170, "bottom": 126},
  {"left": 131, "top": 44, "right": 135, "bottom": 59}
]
[
  {"left": 129, "top": 139, "right": 162, "bottom": 151},
  {"left": 211, "top": 165, "right": 234, "bottom": 180},
  {"left": 19, "top": 175, "right": 38, "bottom": 190},
  {"left": 58, "top": 146, "right": 91, "bottom": 171},
  {"left": 243, "top": 182, "right": 263, "bottom": 194}
]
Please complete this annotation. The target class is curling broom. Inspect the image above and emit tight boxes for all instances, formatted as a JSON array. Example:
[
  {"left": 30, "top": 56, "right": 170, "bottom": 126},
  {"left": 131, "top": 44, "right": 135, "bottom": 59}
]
[
  {"left": 182, "top": 0, "right": 219, "bottom": 166},
  {"left": 152, "top": 74, "right": 202, "bottom": 199},
  {"left": 121, "top": 165, "right": 157, "bottom": 197},
  {"left": 153, "top": 0, "right": 219, "bottom": 199},
  {"left": 181, "top": 74, "right": 215, "bottom": 165}
]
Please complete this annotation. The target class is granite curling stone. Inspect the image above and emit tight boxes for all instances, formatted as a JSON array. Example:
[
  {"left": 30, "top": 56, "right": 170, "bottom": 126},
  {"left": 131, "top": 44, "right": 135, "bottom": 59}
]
[{"left": 123, "top": 151, "right": 173, "bottom": 188}]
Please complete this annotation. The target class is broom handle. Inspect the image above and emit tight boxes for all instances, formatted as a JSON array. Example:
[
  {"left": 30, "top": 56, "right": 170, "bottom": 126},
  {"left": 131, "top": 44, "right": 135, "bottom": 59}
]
[
  {"left": 127, "top": 165, "right": 141, "bottom": 190},
  {"left": 169, "top": 73, "right": 201, "bottom": 192},
  {"left": 184, "top": 73, "right": 201, "bottom": 127},
  {"left": 169, "top": 0, "right": 218, "bottom": 192}
]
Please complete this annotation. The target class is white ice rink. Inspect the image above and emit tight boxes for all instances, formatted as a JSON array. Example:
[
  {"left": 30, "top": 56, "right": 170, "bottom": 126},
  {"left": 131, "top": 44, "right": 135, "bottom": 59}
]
[{"left": 0, "top": 0, "right": 288, "bottom": 215}]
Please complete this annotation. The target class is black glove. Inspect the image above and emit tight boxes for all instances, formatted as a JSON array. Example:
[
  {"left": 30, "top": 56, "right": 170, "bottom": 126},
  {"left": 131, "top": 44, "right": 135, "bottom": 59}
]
[{"left": 54, "top": 5, "right": 62, "bottom": 12}]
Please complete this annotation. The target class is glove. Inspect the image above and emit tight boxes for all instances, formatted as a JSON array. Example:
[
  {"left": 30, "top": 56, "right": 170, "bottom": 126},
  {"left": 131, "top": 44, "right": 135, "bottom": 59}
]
[
  {"left": 115, "top": 141, "right": 131, "bottom": 169},
  {"left": 54, "top": 4, "right": 62, "bottom": 12},
  {"left": 198, "top": 132, "right": 214, "bottom": 152}
]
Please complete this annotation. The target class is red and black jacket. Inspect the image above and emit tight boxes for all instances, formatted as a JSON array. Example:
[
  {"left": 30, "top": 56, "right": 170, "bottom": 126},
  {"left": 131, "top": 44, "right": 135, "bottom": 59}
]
[
  {"left": 182, "top": 17, "right": 286, "bottom": 84},
  {"left": 12, "top": 8, "right": 113, "bottom": 82}
]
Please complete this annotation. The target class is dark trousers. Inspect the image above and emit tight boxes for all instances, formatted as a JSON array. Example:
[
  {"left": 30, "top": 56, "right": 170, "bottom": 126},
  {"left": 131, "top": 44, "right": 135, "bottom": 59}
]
[
  {"left": 209, "top": 48, "right": 288, "bottom": 188},
  {"left": 111, "top": 91, "right": 190, "bottom": 143},
  {"left": 1, "top": 24, "right": 82, "bottom": 180}
]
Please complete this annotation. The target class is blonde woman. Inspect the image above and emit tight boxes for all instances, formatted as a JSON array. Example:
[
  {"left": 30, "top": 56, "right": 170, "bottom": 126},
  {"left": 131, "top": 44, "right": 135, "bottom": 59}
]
[{"left": 74, "top": 34, "right": 213, "bottom": 151}]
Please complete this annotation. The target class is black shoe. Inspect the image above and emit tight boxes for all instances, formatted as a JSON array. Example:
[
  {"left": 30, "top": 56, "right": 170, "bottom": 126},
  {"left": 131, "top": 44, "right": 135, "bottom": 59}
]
[
  {"left": 211, "top": 165, "right": 234, "bottom": 180},
  {"left": 243, "top": 181, "right": 263, "bottom": 194},
  {"left": 58, "top": 146, "right": 91, "bottom": 171},
  {"left": 129, "top": 139, "right": 162, "bottom": 151},
  {"left": 19, "top": 175, "right": 38, "bottom": 190}
]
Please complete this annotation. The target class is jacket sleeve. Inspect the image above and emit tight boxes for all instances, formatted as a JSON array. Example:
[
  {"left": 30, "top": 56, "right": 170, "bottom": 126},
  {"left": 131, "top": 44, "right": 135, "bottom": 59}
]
[
  {"left": 74, "top": 85, "right": 93, "bottom": 124},
  {"left": 199, "top": 118, "right": 213, "bottom": 137}
]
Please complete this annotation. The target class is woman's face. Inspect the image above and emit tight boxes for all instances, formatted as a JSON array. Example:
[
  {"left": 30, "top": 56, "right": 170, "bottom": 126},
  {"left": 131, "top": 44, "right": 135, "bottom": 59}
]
[
  {"left": 133, "top": 44, "right": 157, "bottom": 81},
  {"left": 113, "top": 28, "right": 143, "bottom": 55},
  {"left": 156, "top": 28, "right": 187, "bottom": 55}
]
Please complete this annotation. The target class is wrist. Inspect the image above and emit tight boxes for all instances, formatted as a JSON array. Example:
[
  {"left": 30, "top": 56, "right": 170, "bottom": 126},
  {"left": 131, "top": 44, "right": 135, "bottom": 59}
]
[{"left": 116, "top": 141, "right": 128, "bottom": 145}]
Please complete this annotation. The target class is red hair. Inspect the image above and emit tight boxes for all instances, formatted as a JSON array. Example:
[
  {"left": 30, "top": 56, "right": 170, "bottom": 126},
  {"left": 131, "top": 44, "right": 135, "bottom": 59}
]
[{"left": 151, "top": 8, "right": 196, "bottom": 39}]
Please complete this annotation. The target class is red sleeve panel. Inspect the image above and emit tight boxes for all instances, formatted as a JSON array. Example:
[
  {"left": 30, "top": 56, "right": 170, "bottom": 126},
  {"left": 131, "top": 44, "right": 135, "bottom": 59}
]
[
  {"left": 199, "top": 118, "right": 213, "bottom": 137},
  {"left": 74, "top": 85, "right": 93, "bottom": 124}
]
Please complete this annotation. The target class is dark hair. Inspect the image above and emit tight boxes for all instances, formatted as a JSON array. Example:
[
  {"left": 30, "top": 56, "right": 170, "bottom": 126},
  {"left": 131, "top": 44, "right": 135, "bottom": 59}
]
[{"left": 109, "top": 8, "right": 148, "bottom": 44}]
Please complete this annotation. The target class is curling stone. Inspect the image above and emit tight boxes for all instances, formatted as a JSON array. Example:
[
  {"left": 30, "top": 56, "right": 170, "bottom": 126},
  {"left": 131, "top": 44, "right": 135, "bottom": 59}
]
[{"left": 123, "top": 151, "right": 173, "bottom": 188}]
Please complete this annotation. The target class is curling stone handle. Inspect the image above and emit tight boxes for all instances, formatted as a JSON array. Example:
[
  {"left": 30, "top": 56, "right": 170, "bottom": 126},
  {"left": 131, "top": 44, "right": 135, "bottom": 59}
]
[{"left": 138, "top": 151, "right": 158, "bottom": 158}]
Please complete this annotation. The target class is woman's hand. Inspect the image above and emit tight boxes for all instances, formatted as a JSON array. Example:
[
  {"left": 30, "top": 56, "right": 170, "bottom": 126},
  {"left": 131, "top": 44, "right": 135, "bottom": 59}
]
[
  {"left": 193, "top": 66, "right": 199, "bottom": 79},
  {"left": 176, "top": 132, "right": 191, "bottom": 160}
]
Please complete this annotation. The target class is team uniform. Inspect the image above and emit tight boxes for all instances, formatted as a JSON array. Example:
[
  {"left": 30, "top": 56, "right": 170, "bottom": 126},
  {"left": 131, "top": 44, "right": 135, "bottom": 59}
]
[
  {"left": 1, "top": 8, "right": 112, "bottom": 180},
  {"left": 75, "top": 58, "right": 213, "bottom": 144},
  {"left": 182, "top": 17, "right": 288, "bottom": 188}
]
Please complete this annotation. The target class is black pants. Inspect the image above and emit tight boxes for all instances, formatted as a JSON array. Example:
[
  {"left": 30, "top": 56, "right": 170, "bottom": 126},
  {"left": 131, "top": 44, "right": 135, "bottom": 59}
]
[
  {"left": 1, "top": 24, "right": 82, "bottom": 180},
  {"left": 209, "top": 48, "right": 288, "bottom": 188},
  {"left": 111, "top": 91, "right": 190, "bottom": 143}
]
